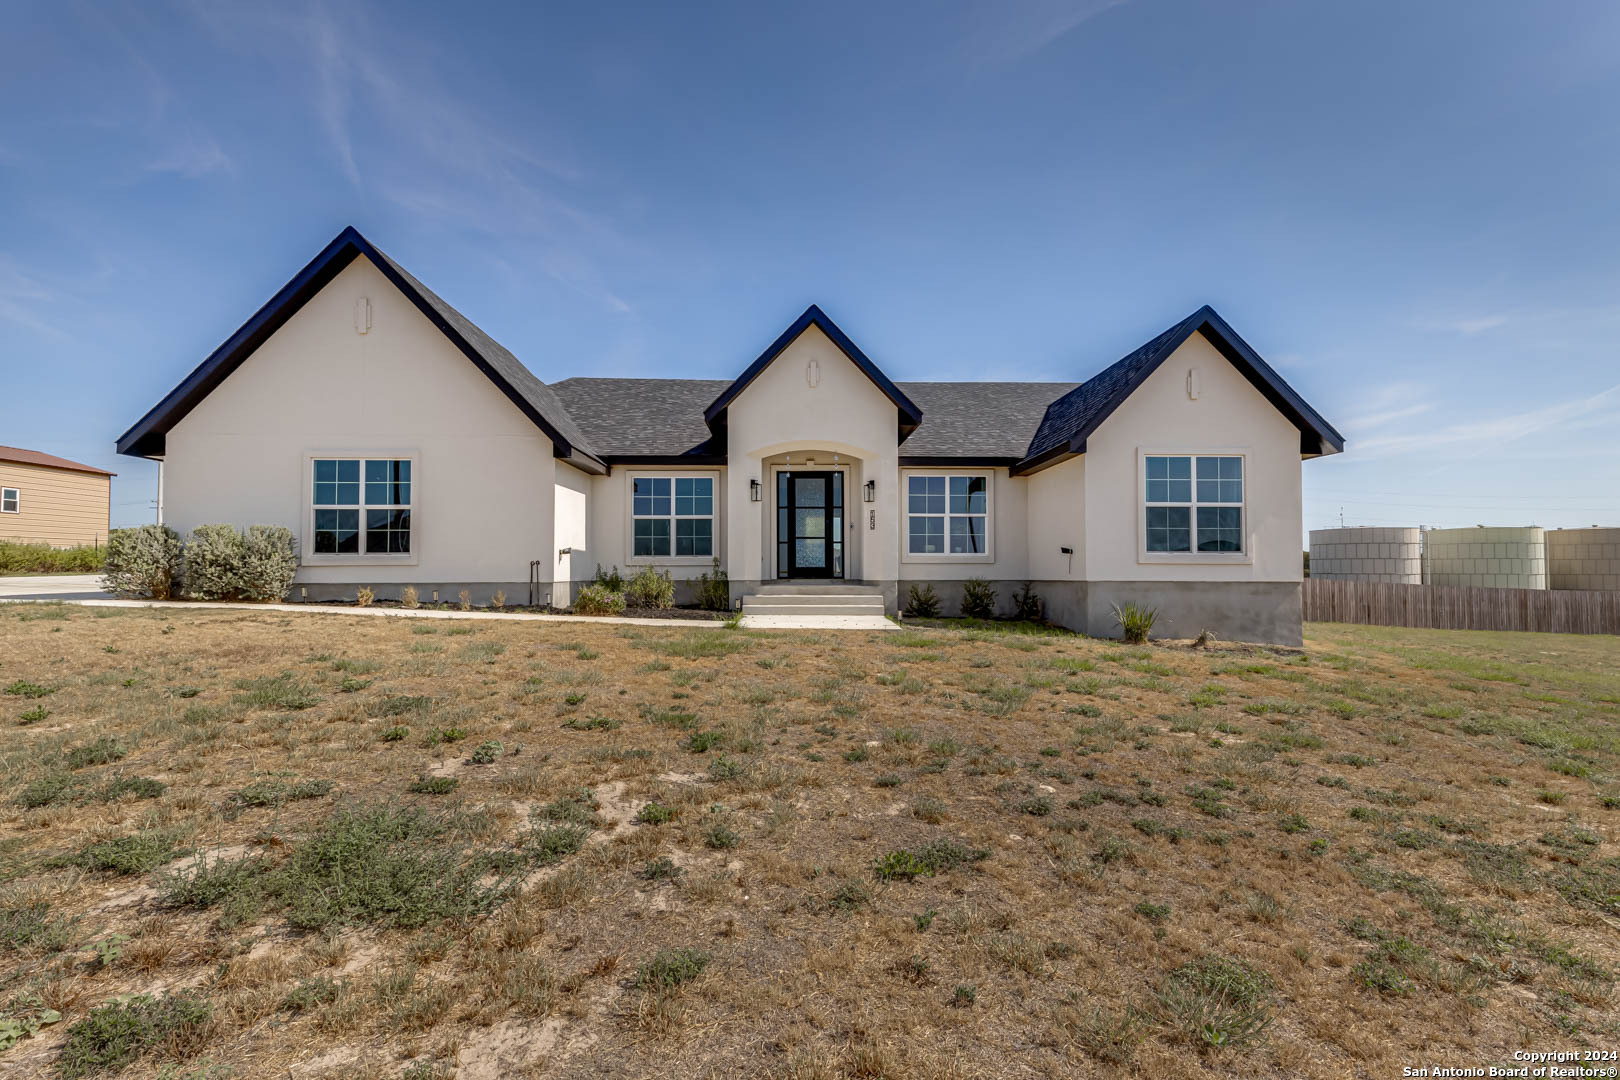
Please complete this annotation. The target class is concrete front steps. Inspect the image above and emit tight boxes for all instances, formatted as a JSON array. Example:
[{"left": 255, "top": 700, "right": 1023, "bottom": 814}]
[{"left": 739, "top": 583, "right": 895, "bottom": 629}]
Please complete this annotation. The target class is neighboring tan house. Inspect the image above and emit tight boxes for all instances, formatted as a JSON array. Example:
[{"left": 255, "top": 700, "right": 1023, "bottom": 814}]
[
  {"left": 0, "top": 446, "right": 115, "bottom": 549},
  {"left": 116, "top": 227, "right": 1344, "bottom": 644}
]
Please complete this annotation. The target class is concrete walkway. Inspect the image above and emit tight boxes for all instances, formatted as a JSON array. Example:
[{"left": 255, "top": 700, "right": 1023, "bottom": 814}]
[
  {"left": 0, "top": 574, "right": 112, "bottom": 600},
  {"left": 0, "top": 592, "right": 725, "bottom": 628},
  {"left": 0, "top": 576, "right": 898, "bottom": 630},
  {"left": 739, "top": 613, "right": 898, "bottom": 630}
]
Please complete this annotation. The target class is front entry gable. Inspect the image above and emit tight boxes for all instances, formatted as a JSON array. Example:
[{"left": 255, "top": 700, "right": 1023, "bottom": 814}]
[{"left": 703, "top": 305, "right": 923, "bottom": 444}]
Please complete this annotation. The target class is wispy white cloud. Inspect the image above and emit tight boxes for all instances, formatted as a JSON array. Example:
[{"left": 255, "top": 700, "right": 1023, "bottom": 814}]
[
  {"left": 1344, "top": 401, "right": 1434, "bottom": 431},
  {"left": 181, "top": 1, "right": 633, "bottom": 314},
  {"left": 0, "top": 257, "right": 72, "bottom": 340},
  {"left": 966, "top": 0, "right": 1133, "bottom": 67},
  {"left": 1352, "top": 384, "right": 1620, "bottom": 460},
  {"left": 1433, "top": 314, "right": 1509, "bottom": 334},
  {"left": 146, "top": 136, "right": 233, "bottom": 178}
]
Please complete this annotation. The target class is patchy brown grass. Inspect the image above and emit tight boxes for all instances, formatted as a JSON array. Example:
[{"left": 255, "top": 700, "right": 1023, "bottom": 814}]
[{"left": 0, "top": 603, "right": 1617, "bottom": 1078}]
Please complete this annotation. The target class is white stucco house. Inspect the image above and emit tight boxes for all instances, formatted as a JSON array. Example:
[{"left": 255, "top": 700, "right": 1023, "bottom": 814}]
[{"left": 116, "top": 227, "right": 1343, "bottom": 644}]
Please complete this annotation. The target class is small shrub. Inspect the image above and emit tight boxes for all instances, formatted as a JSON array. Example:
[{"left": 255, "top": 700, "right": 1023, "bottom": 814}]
[
  {"left": 458, "top": 589, "right": 471, "bottom": 611},
  {"left": 182, "top": 524, "right": 245, "bottom": 600},
  {"left": 952, "top": 984, "right": 977, "bottom": 1006},
  {"left": 381, "top": 725, "right": 409, "bottom": 742},
  {"left": 65, "top": 737, "right": 126, "bottom": 769},
  {"left": 467, "top": 740, "right": 503, "bottom": 765},
  {"left": 490, "top": 589, "right": 506, "bottom": 610},
  {"left": 282, "top": 976, "right": 341, "bottom": 1013},
  {"left": 56, "top": 992, "right": 213, "bottom": 1079},
  {"left": 355, "top": 585, "right": 375, "bottom": 607},
  {"left": 960, "top": 577, "right": 997, "bottom": 619},
  {"left": 635, "top": 947, "right": 709, "bottom": 990},
  {"left": 872, "top": 838, "right": 989, "bottom": 881},
  {"left": 1112, "top": 602, "right": 1157, "bottom": 645},
  {"left": 593, "top": 564, "right": 626, "bottom": 591},
  {"left": 1134, "top": 900, "right": 1171, "bottom": 923},
  {"left": 401, "top": 585, "right": 420, "bottom": 609},
  {"left": 708, "top": 754, "right": 747, "bottom": 781},
  {"left": 640, "top": 856, "right": 682, "bottom": 882},
  {"left": 50, "top": 831, "right": 182, "bottom": 875},
  {"left": 635, "top": 802, "right": 674, "bottom": 825},
  {"left": 102, "top": 524, "right": 183, "bottom": 599},
  {"left": 233, "top": 674, "right": 320, "bottom": 711},
  {"left": 1154, "top": 954, "right": 1274, "bottom": 1051},
  {"left": 574, "top": 584, "right": 626, "bottom": 616},
  {"left": 904, "top": 584, "right": 941, "bottom": 618},
  {"left": 625, "top": 566, "right": 675, "bottom": 609},
  {"left": 1013, "top": 581, "right": 1043, "bottom": 621},
  {"left": 233, "top": 525, "right": 298, "bottom": 600},
  {"left": 683, "top": 730, "right": 724, "bottom": 753},
  {"left": 695, "top": 557, "right": 731, "bottom": 611},
  {"left": 703, "top": 822, "right": 741, "bottom": 850},
  {"left": 409, "top": 776, "right": 458, "bottom": 795},
  {"left": 6, "top": 680, "right": 54, "bottom": 699},
  {"left": 17, "top": 774, "right": 74, "bottom": 809},
  {"left": 527, "top": 823, "right": 590, "bottom": 865}
]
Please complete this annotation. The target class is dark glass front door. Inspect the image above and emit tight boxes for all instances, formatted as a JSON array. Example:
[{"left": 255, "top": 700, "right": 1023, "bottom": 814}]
[{"left": 776, "top": 471, "right": 843, "bottom": 579}]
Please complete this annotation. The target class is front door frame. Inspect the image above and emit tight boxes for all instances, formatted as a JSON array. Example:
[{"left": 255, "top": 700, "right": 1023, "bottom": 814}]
[{"left": 769, "top": 464, "right": 849, "bottom": 580}]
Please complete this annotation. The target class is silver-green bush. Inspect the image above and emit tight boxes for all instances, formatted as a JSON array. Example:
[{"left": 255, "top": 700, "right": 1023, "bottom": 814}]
[
  {"left": 625, "top": 565, "right": 675, "bottom": 609},
  {"left": 184, "top": 524, "right": 247, "bottom": 600},
  {"left": 102, "top": 525, "right": 183, "bottom": 599},
  {"left": 574, "top": 583, "right": 626, "bottom": 616},
  {"left": 239, "top": 525, "right": 299, "bottom": 601}
]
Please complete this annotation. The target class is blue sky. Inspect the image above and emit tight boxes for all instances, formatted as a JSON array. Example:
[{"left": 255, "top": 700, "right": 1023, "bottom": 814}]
[{"left": 4, "top": 1, "right": 1618, "bottom": 537}]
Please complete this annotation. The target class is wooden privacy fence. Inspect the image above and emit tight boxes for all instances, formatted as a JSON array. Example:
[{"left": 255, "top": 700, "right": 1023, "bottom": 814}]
[{"left": 1303, "top": 579, "right": 1620, "bottom": 635}]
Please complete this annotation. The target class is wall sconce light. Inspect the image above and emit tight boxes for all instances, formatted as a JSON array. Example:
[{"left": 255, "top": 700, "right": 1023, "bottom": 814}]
[
  {"left": 750, "top": 478, "right": 761, "bottom": 502},
  {"left": 863, "top": 480, "right": 876, "bottom": 503}
]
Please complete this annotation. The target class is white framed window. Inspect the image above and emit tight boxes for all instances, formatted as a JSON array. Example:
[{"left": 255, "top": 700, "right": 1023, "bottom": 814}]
[
  {"left": 903, "top": 471, "right": 992, "bottom": 559},
  {"left": 629, "top": 473, "right": 716, "bottom": 561},
  {"left": 309, "top": 457, "right": 413, "bottom": 557},
  {"left": 0, "top": 487, "right": 17, "bottom": 513},
  {"left": 1142, "top": 453, "right": 1245, "bottom": 556}
]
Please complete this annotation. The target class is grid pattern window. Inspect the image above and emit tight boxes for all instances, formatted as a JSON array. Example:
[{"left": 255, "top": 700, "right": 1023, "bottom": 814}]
[
  {"left": 312, "top": 458, "right": 411, "bottom": 555},
  {"left": 632, "top": 476, "right": 713, "bottom": 558},
  {"left": 0, "top": 487, "right": 17, "bottom": 513},
  {"left": 1144, "top": 455, "right": 1242, "bottom": 554},
  {"left": 907, "top": 474, "right": 988, "bottom": 555}
]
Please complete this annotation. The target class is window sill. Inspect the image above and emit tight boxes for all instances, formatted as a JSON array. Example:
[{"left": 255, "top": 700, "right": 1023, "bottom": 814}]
[
  {"left": 901, "top": 551, "right": 995, "bottom": 565},
  {"left": 1137, "top": 551, "right": 1253, "bottom": 566},
  {"left": 301, "top": 553, "right": 421, "bottom": 568},
  {"left": 624, "top": 555, "right": 718, "bottom": 567}
]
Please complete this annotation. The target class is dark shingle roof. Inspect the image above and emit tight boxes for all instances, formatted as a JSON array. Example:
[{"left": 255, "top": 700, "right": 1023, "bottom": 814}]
[
  {"left": 551, "top": 378, "right": 1075, "bottom": 461},
  {"left": 364, "top": 245, "right": 599, "bottom": 462},
  {"left": 896, "top": 382, "right": 1079, "bottom": 459},
  {"left": 551, "top": 379, "right": 729, "bottom": 459}
]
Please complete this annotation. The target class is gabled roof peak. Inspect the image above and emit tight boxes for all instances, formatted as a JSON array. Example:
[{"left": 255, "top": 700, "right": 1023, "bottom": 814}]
[
  {"left": 703, "top": 304, "right": 924, "bottom": 437},
  {"left": 1016, "top": 305, "right": 1344, "bottom": 473},
  {"left": 116, "top": 226, "right": 604, "bottom": 473}
]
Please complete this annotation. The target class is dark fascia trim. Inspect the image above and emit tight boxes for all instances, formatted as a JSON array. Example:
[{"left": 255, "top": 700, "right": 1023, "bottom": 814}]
[
  {"left": 898, "top": 455, "right": 1022, "bottom": 468},
  {"left": 702, "top": 304, "right": 924, "bottom": 439},
  {"left": 116, "top": 226, "right": 606, "bottom": 475},
  {"left": 602, "top": 454, "right": 729, "bottom": 468},
  {"left": 1010, "top": 305, "right": 1345, "bottom": 474}
]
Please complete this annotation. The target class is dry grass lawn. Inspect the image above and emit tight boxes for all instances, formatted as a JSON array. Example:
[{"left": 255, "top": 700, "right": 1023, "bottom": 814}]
[{"left": 1, "top": 604, "right": 1617, "bottom": 1079}]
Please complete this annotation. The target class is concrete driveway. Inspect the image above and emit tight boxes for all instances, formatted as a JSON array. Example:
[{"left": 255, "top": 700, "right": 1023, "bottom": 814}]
[{"left": 0, "top": 574, "right": 113, "bottom": 600}]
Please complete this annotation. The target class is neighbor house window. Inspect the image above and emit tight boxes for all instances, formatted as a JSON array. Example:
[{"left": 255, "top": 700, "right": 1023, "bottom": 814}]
[
  {"left": 1144, "top": 455, "right": 1242, "bottom": 553},
  {"left": 632, "top": 475, "right": 713, "bottom": 558},
  {"left": 907, "top": 474, "right": 988, "bottom": 555},
  {"left": 0, "top": 488, "right": 17, "bottom": 513},
  {"left": 312, "top": 458, "right": 411, "bottom": 555}
]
